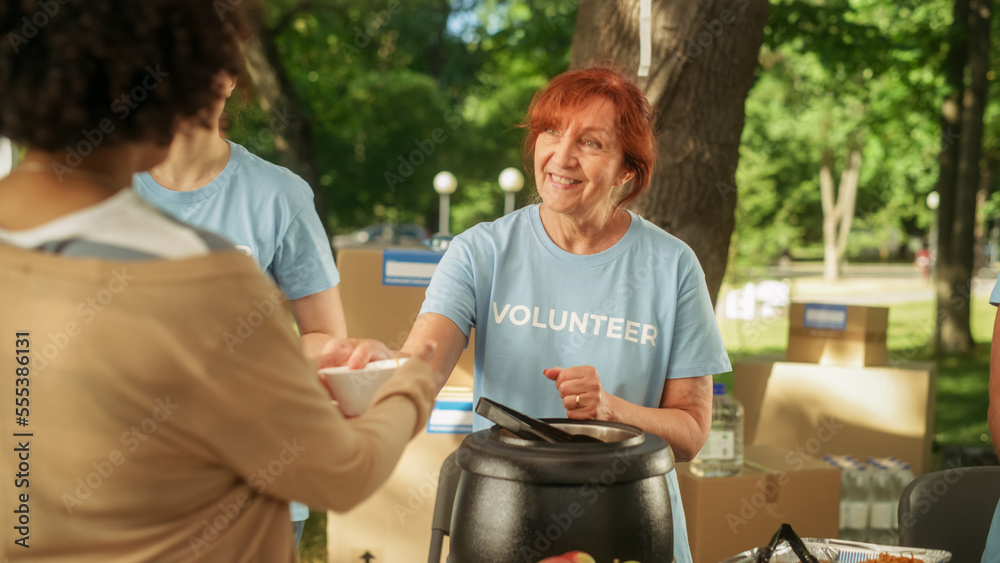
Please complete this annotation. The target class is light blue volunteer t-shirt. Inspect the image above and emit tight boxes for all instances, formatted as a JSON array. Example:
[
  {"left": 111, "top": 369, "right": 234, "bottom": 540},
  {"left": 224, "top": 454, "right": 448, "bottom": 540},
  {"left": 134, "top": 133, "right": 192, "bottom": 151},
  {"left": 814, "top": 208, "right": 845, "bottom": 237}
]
[
  {"left": 421, "top": 205, "right": 731, "bottom": 424},
  {"left": 135, "top": 140, "right": 339, "bottom": 523},
  {"left": 134, "top": 140, "right": 339, "bottom": 300},
  {"left": 420, "top": 205, "right": 732, "bottom": 563}
]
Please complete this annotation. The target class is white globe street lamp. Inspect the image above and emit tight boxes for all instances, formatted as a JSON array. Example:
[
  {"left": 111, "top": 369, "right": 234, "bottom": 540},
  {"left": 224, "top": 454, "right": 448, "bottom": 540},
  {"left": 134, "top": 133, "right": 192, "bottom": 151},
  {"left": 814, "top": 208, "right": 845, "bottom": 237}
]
[
  {"left": 926, "top": 191, "right": 940, "bottom": 276},
  {"left": 498, "top": 167, "right": 525, "bottom": 216},
  {"left": 433, "top": 171, "right": 457, "bottom": 234}
]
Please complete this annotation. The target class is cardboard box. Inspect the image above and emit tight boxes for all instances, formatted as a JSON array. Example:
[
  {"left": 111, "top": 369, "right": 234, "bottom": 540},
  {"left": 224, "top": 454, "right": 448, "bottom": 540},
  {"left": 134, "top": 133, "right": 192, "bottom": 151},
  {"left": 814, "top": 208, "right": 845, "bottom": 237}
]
[
  {"left": 786, "top": 303, "right": 888, "bottom": 367},
  {"left": 336, "top": 247, "right": 474, "bottom": 387},
  {"left": 733, "top": 357, "right": 936, "bottom": 476},
  {"left": 326, "top": 389, "right": 473, "bottom": 563},
  {"left": 677, "top": 445, "right": 841, "bottom": 563}
]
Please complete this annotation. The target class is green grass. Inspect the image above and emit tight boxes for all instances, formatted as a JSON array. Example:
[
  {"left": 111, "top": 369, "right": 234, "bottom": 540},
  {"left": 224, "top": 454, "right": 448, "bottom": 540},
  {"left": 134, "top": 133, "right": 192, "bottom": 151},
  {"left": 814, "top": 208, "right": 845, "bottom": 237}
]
[{"left": 298, "top": 510, "right": 327, "bottom": 563}]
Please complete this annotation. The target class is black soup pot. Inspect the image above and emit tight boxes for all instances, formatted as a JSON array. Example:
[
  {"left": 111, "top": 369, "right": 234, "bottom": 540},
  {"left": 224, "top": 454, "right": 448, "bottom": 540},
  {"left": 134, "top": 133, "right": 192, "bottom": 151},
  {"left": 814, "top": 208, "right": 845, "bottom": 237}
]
[{"left": 449, "top": 419, "right": 675, "bottom": 562}]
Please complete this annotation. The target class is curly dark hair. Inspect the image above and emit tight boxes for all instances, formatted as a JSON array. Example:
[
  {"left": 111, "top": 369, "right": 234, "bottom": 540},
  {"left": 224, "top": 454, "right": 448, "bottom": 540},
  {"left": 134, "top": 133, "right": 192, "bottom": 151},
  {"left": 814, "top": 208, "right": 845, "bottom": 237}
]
[{"left": 0, "top": 0, "right": 250, "bottom": 151}]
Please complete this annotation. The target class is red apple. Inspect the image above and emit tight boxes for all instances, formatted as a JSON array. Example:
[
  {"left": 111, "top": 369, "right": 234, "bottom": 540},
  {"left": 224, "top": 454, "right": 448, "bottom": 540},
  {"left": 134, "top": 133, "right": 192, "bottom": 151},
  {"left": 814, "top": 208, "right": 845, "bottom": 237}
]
[{"left": 537, "top": 552, "right": 597, "bottom": 563}]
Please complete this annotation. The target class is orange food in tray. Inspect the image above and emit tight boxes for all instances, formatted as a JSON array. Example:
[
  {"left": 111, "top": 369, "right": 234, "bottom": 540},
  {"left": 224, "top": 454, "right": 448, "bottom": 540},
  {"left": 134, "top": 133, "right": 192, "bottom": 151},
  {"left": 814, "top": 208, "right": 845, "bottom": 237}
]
[{"left": 857, "top": 555, "right": 918, "bottom": 563}]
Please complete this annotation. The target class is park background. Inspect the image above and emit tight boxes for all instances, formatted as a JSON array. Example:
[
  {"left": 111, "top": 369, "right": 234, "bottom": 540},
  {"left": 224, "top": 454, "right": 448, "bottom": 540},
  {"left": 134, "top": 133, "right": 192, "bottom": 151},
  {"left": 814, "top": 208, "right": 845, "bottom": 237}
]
[{"left": 214, "top": 1, "right": 999, "bottom": 559}]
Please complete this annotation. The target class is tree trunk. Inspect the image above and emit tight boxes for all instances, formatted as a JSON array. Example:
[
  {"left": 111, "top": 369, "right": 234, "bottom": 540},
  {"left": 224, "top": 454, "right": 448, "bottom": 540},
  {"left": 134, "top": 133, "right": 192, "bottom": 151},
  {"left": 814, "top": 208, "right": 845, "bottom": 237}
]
[
  {"left": 936, "top": 0, "right": 990, "bottom": 354},
  {"left": 934, "top": 0, "right": 970, "bottom": 352},
  {"left": 820, "top": 150, "right": 862, "bottom": 281},
  {"left": 242, "top": 5, "right": 330, "bottom": 236},
  {"left": 571, "top": 0, "right": 768, "bottom": 306}
]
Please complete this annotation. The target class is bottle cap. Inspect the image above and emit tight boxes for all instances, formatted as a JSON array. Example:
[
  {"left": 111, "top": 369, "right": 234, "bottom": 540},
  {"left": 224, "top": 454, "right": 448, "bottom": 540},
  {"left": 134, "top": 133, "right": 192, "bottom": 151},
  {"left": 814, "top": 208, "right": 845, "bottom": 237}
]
[{"left": 712, "top": 382, "right": 726, "bottom": 395}]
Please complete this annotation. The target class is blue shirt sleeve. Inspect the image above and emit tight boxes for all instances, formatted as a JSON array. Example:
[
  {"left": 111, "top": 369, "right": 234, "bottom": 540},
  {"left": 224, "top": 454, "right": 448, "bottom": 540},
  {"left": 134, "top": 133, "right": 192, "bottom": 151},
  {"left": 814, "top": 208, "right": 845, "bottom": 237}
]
[
  {"left": 271, "top": 199, "right": 340, "bottom": 301},
  {"left": 991, "top": 271, "right": 1000, "bottom": 306},
  {"left": 666, "top": 249, "right": 732, "bottom": 378},
  {"left": 419, "top": 234, "right": 479, "bottom": 338}
]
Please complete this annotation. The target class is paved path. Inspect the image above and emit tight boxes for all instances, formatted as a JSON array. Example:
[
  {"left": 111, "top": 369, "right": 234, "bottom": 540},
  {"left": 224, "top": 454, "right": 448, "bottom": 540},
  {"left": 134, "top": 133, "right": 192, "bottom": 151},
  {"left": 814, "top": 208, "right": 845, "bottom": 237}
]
[{"left": 759, "top": 263, "right": 997, "bottom": 305}]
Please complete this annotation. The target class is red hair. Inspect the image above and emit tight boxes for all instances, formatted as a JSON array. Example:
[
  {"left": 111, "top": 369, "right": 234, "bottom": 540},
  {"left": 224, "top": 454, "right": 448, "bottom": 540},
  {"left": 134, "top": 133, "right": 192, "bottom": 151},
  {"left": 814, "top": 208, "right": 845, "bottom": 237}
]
[{"left": 522, "top": 67, "right": 657, "bottom": 208}]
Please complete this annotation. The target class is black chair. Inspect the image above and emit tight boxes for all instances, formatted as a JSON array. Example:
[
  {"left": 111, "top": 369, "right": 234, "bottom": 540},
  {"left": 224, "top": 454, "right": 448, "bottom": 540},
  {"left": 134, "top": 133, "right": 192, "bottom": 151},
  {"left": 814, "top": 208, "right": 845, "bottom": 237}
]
[
  {"left": 428, "top": 449, "right": 462, "bottom": 563},
  {"left": 897, "top": 465, "right": 1000, "bottom": 562}
]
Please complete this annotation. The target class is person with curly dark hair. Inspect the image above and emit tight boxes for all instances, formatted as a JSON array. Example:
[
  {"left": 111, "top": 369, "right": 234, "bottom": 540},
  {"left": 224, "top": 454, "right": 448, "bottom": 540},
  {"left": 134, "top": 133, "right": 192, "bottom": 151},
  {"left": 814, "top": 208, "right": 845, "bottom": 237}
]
[{"left": 0, "top": 2, "right": 442, "bottom": 561}]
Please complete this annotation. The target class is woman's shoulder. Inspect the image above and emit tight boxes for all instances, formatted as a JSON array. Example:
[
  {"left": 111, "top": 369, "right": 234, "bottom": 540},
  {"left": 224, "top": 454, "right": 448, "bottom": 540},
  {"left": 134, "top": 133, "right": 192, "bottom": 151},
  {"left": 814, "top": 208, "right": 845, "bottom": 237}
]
[
  {"left": 630, "top": 212, "right": 697, "bottom": 254},
  {"left": 227, "top": 142, "right": 313, "bottom": 203},
  {"left": 448, "top": 206, "right": 537, "bottom": 256}
]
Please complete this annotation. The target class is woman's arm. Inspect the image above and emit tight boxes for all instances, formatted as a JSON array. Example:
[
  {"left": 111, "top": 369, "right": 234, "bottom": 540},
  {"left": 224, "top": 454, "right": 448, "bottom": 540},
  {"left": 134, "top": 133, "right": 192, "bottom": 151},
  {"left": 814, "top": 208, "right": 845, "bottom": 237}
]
[
  {"left": 400, "top": 312, "right": 469, "bottom": 392},
  {"left": 545, "top": 367, "right": 713, "bottom": 461},
  {"left": 291, "top": 286, "right": 349, "bottom": 357}
]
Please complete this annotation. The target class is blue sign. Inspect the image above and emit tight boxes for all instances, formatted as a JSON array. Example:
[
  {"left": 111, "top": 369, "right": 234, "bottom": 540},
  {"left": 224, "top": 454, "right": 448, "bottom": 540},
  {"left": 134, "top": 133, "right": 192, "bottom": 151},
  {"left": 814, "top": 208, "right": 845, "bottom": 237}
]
[
  {"left": 802, "top": 303, "right": 849, "bottom": 331},
  {"left": 427, "top": 400, "right": 474, "bottom": 434},
  {"left": 382, "top": 249, "right": 444, "bottom": 287}
]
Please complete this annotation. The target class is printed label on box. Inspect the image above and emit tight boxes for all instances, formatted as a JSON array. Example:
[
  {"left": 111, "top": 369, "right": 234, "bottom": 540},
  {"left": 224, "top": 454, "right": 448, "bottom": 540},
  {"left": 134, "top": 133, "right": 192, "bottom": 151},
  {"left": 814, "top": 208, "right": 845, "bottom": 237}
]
[
  {"left": 802, "top": 303, "right": 849, "bottom": 331},
  {"left": 382, "top": 249, "right": 443, "bottom": 287},
  {"left": 427, "top": 400, "right": 473, "bottom": 434}
]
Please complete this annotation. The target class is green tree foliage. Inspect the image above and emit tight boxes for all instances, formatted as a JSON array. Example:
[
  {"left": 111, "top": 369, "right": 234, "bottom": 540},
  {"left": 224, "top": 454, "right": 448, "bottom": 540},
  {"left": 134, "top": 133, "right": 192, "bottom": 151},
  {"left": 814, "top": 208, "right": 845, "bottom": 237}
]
[
  {"left": 227, "top": 0, "right": 575, "bottom": 235},
  {"left": 731, "top": 0, "right": 956, "bottom": 274}
]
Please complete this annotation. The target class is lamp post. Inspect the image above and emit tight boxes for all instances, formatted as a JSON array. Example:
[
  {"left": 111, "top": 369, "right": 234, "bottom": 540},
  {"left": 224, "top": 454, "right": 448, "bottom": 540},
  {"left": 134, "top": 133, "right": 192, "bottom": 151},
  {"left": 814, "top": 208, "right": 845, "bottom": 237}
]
[
  {"left": 433, "top": 171, "right": 457, "bottom": 235},
  {"left": 498, "top": 167, "right": 525, "bottom": 216},
  {"left": 926, "top": 191, "right": 940, "bottom": 277}
]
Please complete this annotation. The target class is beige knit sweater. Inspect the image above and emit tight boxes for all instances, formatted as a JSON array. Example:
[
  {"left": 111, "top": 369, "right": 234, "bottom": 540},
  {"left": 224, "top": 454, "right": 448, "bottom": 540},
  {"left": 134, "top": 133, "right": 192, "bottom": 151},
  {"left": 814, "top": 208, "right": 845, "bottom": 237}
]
[{"left": 0, "top": 246, "right": 437, "bottom": 562}]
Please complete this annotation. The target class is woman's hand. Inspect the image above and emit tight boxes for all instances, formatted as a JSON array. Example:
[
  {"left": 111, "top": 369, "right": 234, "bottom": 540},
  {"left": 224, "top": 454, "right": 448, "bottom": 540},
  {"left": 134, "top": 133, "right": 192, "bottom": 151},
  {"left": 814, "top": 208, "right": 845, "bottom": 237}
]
[
  {"left": 543, "top": 366, "right": 612, "bottom": 421},
  {"left": 313, "top": 338, "right": 394, "bottom": 370}
]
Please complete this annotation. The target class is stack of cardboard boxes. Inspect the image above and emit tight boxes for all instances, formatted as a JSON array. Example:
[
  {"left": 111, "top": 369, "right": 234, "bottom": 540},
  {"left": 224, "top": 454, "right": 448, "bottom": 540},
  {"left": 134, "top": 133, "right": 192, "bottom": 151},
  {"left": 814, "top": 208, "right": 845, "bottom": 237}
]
[
  {"left": 734, "top": 302, "right": 935, "bottom": 476},
  {"left": 679, "top": 302, "right": 936, "bottom": 562}
]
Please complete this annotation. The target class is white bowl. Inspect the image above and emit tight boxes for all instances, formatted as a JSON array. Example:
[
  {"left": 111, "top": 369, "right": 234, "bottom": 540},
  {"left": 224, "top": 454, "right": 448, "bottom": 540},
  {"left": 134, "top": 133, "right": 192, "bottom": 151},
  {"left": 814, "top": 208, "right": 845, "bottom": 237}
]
[{"left": 319, "top": 358, "right": 409, "bottom": 416}]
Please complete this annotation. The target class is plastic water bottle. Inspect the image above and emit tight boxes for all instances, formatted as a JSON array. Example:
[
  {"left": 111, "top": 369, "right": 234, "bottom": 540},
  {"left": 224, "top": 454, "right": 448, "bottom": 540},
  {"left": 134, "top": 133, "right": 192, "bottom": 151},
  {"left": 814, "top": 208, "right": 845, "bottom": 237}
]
[
  {"left": 826, "top": 456, "right": 851, "bottom": 539},
  {"left": 867, "top": 459, "right": 896, "bottom": 544},
  {"left": 892, "top": 461, "right": 915, "bottom": 540},
  {"left": 841, "top": 462, "right": 871, "bottom": 541},
  {"left": 690, "top": 383, "right": 744, "bottom": 477}
]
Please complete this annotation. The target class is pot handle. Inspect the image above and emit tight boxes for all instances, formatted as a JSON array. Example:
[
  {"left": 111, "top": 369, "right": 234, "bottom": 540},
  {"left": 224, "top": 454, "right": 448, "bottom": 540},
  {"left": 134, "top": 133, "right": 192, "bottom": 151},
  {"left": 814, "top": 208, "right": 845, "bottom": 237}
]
[{"left": 754, "top": 523, "right": 820, "bottom": 563}]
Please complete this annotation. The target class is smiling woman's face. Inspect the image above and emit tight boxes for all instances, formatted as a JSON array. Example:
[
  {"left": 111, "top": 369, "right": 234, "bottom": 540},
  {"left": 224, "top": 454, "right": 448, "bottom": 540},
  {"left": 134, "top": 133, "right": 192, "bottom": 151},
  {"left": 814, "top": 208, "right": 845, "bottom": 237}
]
[{"left": 533, "top": 98, "right": 633, "bottom": 223}]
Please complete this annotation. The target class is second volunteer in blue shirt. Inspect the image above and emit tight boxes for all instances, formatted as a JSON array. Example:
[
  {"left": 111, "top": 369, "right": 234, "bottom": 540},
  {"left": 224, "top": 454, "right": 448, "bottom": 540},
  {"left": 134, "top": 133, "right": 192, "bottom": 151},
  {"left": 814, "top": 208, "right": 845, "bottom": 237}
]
[{"left": 134, "top": 72, "right": 345, "bottom": 547}]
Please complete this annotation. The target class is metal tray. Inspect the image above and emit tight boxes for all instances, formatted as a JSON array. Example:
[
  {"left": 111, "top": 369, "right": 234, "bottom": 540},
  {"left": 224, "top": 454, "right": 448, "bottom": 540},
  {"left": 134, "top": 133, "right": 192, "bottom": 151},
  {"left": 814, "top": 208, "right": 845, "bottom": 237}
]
[{"left": 718, "top": 538, "right": 952, "bottom": 563}]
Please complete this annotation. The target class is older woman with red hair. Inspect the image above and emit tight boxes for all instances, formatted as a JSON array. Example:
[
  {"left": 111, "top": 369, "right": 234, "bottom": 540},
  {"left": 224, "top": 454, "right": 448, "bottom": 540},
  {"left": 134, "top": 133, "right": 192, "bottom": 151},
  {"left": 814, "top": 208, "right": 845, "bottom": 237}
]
[{"left": 403, "top": 67, "right": 731, "bottom": 563}]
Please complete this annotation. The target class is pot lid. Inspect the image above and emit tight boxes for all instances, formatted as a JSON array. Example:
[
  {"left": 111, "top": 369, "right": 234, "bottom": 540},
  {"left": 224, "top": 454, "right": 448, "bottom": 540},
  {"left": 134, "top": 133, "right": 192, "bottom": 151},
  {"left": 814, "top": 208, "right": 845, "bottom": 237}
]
[{"left": 457, "top": 419, "right": 675, "bottom": 485}]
